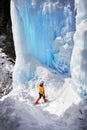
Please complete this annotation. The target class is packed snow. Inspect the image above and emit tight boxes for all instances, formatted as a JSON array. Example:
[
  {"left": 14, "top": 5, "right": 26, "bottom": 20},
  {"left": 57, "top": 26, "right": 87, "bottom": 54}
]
[{"left": 0, "top": 50, "right": 87, "bottom": 130}]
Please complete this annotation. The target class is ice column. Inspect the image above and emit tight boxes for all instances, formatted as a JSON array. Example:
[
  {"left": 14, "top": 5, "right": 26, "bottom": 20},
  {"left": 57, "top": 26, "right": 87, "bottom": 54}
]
[{"left": 71, "top": 0, "right": 87, "bottom": 96}]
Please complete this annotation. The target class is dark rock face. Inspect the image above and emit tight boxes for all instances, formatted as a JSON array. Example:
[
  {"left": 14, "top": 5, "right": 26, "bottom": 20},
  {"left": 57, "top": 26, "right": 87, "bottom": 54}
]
[
  {"left": 0, "top": 0, "right": 15, "bottom": 60},
  {"left": 0, "top": 0, "right": 10, "bottom": 35}
]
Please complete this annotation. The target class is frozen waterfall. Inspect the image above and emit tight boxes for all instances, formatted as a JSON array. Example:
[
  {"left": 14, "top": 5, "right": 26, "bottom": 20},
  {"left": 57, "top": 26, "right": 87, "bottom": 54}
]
[
  {"left": 71, "top": 0, "right": 87, "bottom": 96},
  {"left": 11, "top": 0, "right": 74, "bottom": 86}
]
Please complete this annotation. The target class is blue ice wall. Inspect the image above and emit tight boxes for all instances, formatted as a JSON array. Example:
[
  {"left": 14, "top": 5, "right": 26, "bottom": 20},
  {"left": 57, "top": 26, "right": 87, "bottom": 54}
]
[
  {"left": 71, "top": 0, "right": 87, "bottom": 96},
  {"left": 11, "top": 0, "right": 74, "bottom": 86}
]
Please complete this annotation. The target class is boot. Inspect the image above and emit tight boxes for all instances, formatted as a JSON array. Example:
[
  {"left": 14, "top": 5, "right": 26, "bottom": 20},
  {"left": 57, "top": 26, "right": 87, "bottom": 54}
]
[
  {"left": 44, "top": 98, "right": 48, "bottom": 102},
  {"left": 35, "top": 98, "right": 40, "bottom": 104}
]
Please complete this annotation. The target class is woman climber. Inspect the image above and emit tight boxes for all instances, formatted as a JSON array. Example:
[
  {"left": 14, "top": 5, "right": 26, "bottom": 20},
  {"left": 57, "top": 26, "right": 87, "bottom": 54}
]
[{"left": 35, "top": 81, "right": 48, "bottom": 104}]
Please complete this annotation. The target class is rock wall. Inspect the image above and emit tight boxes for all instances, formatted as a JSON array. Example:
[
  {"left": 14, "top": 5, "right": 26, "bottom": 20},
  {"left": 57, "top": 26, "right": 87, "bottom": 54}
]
[{"left": 0, "top": 0, "right": 15, "bottom": 60}]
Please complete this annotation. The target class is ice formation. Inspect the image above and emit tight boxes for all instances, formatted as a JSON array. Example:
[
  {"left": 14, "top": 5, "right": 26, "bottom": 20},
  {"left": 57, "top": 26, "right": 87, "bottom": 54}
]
[
  {"left": 71, "top": 0, "right": 87, "bottom": 96},
  {"left": 11, "top": 0, "right": 74, "bottom": 86}
]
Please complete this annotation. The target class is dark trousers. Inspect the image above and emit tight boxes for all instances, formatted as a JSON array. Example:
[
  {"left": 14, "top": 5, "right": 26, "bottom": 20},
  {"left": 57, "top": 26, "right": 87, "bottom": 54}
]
[{"left": 39, "top": 93, "right": 45, "bottom": 99}]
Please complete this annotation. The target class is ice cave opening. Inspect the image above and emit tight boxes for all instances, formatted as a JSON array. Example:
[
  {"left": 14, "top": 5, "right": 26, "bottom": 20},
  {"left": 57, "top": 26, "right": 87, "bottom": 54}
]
[{"left": 11, "top": 0, "right": 87, "bottom": 96}]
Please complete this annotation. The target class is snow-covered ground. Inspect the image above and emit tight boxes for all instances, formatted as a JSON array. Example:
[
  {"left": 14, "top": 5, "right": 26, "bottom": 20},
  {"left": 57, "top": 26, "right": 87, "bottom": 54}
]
[{"left": 0, "top": 49, "right": 87, "bottom": 130}]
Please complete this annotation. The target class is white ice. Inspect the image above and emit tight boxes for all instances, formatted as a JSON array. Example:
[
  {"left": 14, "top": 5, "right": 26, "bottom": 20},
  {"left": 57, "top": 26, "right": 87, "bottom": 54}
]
[{"left": 70, "top": 0, "right": 87, "bottom": 96}]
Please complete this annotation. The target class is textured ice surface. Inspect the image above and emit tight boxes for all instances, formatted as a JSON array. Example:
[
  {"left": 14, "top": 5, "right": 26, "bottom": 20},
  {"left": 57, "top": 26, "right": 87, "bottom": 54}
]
[
  {"left": 71, "top": 0, "right": 87, "bottom": 96},
  {"left": 11, "top": 0, "right": 74, "bottom": 85}
]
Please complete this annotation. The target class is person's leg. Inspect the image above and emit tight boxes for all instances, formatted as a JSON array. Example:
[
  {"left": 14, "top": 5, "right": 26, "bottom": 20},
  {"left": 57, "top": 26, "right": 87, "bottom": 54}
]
[
  {"left": 39, "top": 93, "right": 42, "bottom": 99},
  {"left": 43, "top": 95, "right": 48, "bottom": 102},
  {"left": 35, "top": 93, "right": 41, "bottom": 104}
]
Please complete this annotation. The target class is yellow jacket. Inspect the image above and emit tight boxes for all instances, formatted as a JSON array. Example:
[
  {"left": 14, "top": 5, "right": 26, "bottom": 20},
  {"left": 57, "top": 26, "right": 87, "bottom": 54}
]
[{"left": 38, "top": 85, "right": 45, "bottom": 96}]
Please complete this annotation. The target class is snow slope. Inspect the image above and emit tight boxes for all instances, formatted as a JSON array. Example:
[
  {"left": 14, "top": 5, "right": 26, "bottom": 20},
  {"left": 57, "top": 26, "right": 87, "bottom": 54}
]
[{"left": 0, "top": 53, "right": 85, "bottom": 130}]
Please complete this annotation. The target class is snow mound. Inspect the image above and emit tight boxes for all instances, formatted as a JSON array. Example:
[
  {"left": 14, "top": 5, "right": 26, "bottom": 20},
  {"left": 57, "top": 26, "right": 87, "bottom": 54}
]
[{"left": 0, "top": 65, "right": 82, "bottom": 130}]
